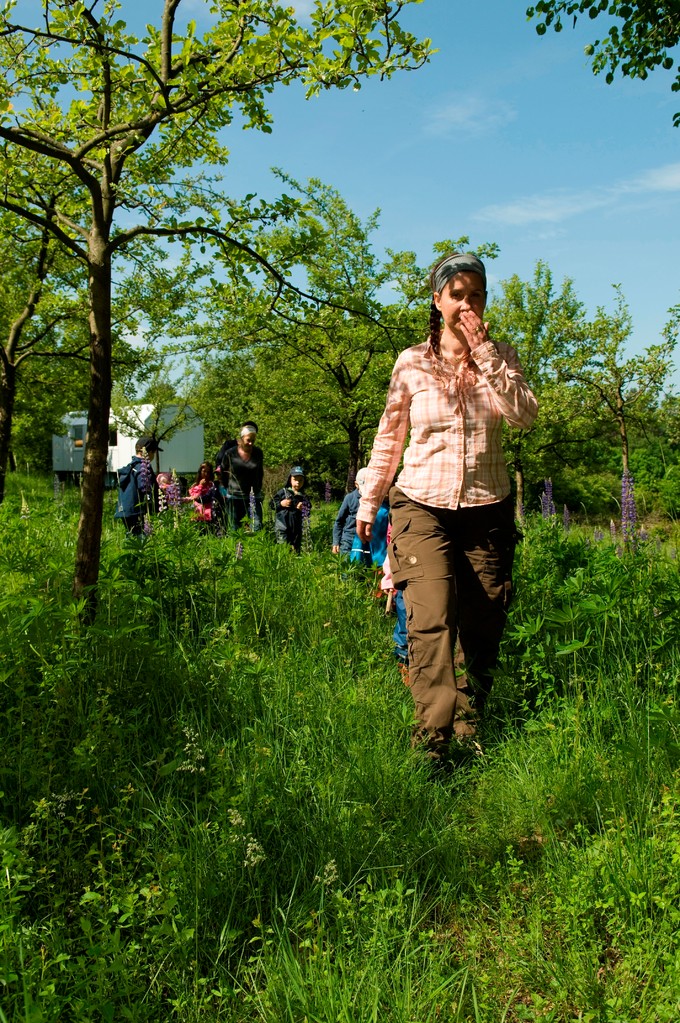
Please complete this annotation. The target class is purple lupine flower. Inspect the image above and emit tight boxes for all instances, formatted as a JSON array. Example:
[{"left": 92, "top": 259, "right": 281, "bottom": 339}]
[
  {"left": 324, "top": 480, "right": 332, "bottom": 503},
  {"left": 621, "top": 469, "right": 637, "bottom": 546},
  {"left": 639, "top": 528, "right": 648, "bottom": 542},
  {"left": 249, "top": 487, "right": 256, "bottom": 531},
  {"left": 301, "top": 498, "right": 313, "bottom": 553},
  {"left": 165, "top": 472, "right": 182, "bottom": 511},
  {"left": 541, "top": 478, "right": 555, "bottom": 519},
  {"left": 142, "top": 516, "right": 153, "bottom": 536},
  {"left": 235, "top": 541, "right": 244, "bottom": 560},
  {"left": 594, "top": 528, "right": 604, "bottom": 542},
  {"left": 137, "top": 453, "right": 153, "bottom": 495},
  {"left": 562, "top": 504, "right": 570, "bottom": 532},
  {"left": 610, "top": 519, "right": 617, "bottom": 542}
]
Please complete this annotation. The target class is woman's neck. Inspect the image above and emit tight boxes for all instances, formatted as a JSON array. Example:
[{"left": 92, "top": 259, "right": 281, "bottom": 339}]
[{"left": 438, "top": 327, "right": 469, "bottom": 363}]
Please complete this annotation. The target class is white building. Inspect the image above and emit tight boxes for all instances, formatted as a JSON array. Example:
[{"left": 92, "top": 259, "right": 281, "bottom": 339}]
[{"left": 52, "top": 404, "right": 205, "bottom": 485}]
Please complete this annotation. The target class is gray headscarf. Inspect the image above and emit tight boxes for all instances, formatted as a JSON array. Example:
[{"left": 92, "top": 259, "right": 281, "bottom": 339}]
[{"left": 430, "top": 253, "right": 486, "bottom": 296}]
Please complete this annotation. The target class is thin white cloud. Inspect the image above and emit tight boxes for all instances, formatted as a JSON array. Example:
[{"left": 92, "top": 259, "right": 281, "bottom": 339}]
[
  {"left": 626, "top": 164, "right": 680, "bottom": 193},
  {"left": 424, "top": 96, "right": 517, "bottom": 137},
  {"left": 476, "top": 162, "right": 680, "bottom": 226}
]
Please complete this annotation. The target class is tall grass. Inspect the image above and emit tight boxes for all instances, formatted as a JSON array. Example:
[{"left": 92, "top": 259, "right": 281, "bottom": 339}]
[{"left": 1, "top": 475, "right": 679, "bottom": 1021}]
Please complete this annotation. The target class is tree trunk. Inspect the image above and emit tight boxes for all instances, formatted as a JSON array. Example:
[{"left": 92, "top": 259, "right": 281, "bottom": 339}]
[
  {"left": 73, "top": 244, "right": 112, "bottom": 618},
  {"left": 0, "top": 359, "right": 16, "bottom": 505},
  {"left": 618, "top": 416, "right": 629, "bottom": 475}
]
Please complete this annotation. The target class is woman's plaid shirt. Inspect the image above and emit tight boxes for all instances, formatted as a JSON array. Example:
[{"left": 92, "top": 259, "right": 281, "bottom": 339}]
[{"left": 358, "top": 338, "right": 538, "bottom": 523}]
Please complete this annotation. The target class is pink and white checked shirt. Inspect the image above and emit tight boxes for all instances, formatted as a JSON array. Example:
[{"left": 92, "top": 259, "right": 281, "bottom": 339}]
[{"left": 357, "top": 338, "right": 538, "bottom": 523}]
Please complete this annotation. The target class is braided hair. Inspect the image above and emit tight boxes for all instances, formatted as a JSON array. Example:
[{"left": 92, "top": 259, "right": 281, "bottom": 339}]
[
  {"left": 429, "top": 301, "right": 442, "bottom": 357},
  {"left": 429, "top": 251, "right": 461, "bottom": 358}
]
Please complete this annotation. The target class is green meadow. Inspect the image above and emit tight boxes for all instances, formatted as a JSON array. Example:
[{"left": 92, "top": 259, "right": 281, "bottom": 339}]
[{"left": 1, "top": 475, "right": 680, "bottom": 1022}]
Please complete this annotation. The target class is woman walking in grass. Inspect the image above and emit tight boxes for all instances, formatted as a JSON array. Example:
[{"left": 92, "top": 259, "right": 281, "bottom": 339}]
[
  {"left": 221, "top": 421, "right": 264, "bottom": 532},
  {"left": 356, "top": 252, "right": 538, "bottom": 761}
]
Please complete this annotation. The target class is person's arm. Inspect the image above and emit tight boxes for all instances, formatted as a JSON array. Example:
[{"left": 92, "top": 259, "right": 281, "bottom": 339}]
[
  {"left": 356, "top": 354, "right": 412, "bottom": 531},
  {"left": 472, "top": 341, "right": 538, "bottom": 429},
  {"left": 459, "top": 310, "right": 538, "bottom": 429}
]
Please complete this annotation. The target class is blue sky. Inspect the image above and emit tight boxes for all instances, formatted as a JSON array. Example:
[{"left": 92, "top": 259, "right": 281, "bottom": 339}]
[{"left": 174, "top": 0, "right": 679, "bottom": 382}]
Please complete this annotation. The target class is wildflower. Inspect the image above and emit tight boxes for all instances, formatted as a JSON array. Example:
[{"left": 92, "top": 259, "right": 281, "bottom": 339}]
[
  {"left": 562, "top": 504, "right": 570, "bottom": 531},
  {"left": 249, "top": 487, "right": 256, "bottom": 531},
  {"left": 165, "top": 471, "right": 182, "bottom": 511},
  {"left": 142, "top": 516, "right": 153, "bottom": 536},
  {"left": 314, "top": 859, "right": 339, "bottom": 887},
  {"left": 324, "top": 480, "right": 332, "bottom": 503},
  {"left": 301, "top": 498, "right": 313, "bottom": 553},
  {"left": 610, "top": 519, "right": 617, "bottom": 541},
  {"left": 158, "top": 488, "right": 167, "bottom": 513},
  {"left": 540, "top": 478, "right": 555, "bottom": 519},
  {"left": 176, "top": 725, "right": 206, "bottom": 774},
  {"left": 137, "top": 452, "right": 153, "bottom": 495},
  {"left": 227, "top": 808, "right": 246, "bottom": 829},
  {"left": 593, "top": 528, "right": 604, "bottom": 542},
  {"left": 235, "top": 541, "right": 244, "bottom": 560},
  {"left": 243, "top": 837, "right": 266, "bottom": 869},
  {"left": 20, "top": 491, "right": 30, "bottom": 519},
  {"left": 621, "top": 469, "right": 637, "bottom": 546}
]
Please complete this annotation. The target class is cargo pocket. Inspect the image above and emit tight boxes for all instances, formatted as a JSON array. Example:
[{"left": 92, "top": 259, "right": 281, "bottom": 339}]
[{"left": 390, "top": 540, "right": 425, "bottom": 588}]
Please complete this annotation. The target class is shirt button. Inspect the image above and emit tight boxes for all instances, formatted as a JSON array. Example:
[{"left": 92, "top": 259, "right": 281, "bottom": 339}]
[{"left": 407, "top": 555, "right": 417, "bottom": 564}]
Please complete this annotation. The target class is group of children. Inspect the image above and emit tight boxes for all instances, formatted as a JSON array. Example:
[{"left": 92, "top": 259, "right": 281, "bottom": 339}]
[{"left": 115, "top": 438, "right": 406, "bottom": 662}]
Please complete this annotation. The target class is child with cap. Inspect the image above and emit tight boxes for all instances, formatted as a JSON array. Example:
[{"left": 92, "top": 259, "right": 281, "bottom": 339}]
[{"left": 270, "top": 466, "right": 312, "bottom": 553}]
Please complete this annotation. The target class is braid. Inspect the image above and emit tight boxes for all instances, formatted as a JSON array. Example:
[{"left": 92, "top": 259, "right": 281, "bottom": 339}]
[{"left": 429, "top": 301, "right": 442, "bottom": 356}]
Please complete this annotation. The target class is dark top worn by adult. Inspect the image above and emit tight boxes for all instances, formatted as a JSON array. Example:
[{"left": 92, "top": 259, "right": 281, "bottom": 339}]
[
  {"left": 332, "top": 489, "right": 361, "bottom": 553},
  {"left": 223, "top": 444, "right": 264, "bottom": 499}
]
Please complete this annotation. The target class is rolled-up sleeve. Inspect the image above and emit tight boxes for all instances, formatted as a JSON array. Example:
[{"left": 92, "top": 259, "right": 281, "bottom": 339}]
[
  {"left": 473, "top": 342, "right": 538, "bottom": 430},
  {"left": 357, "top": 357, "right": 411, "bottom": 524}
]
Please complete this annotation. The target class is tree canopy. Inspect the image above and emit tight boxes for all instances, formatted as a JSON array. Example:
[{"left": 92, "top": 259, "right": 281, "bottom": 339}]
[
  {"left": 526, "top": 1, "right": 680, "bottom": 125},
  {"left": 0, "top": 0, "right": 431, "bottom": 611}
]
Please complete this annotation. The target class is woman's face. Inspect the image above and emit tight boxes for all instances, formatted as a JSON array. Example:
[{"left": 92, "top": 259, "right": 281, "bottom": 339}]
[
  {"left": 434, "top": 271, "right": 486, "bottom": 333},
  {"left": 240, "top": 431, "right": 256, "bottom": 452}
]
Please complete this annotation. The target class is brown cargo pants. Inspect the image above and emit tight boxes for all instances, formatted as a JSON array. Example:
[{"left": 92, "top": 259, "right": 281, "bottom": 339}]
[{"left": 388, "top": 487, "right": 518, "bottom": 753}]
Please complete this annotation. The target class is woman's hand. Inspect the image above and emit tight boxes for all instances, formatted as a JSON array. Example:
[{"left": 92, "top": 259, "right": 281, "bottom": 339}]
[
  {"left": 281, "top": 498, "right": 291, "bottom": 508},
  {"left": 356, "top": 520, "right": 373, "bottom": 543},
  {"left": 459, "top": 309, "right": 490, "bottom": 351}
]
